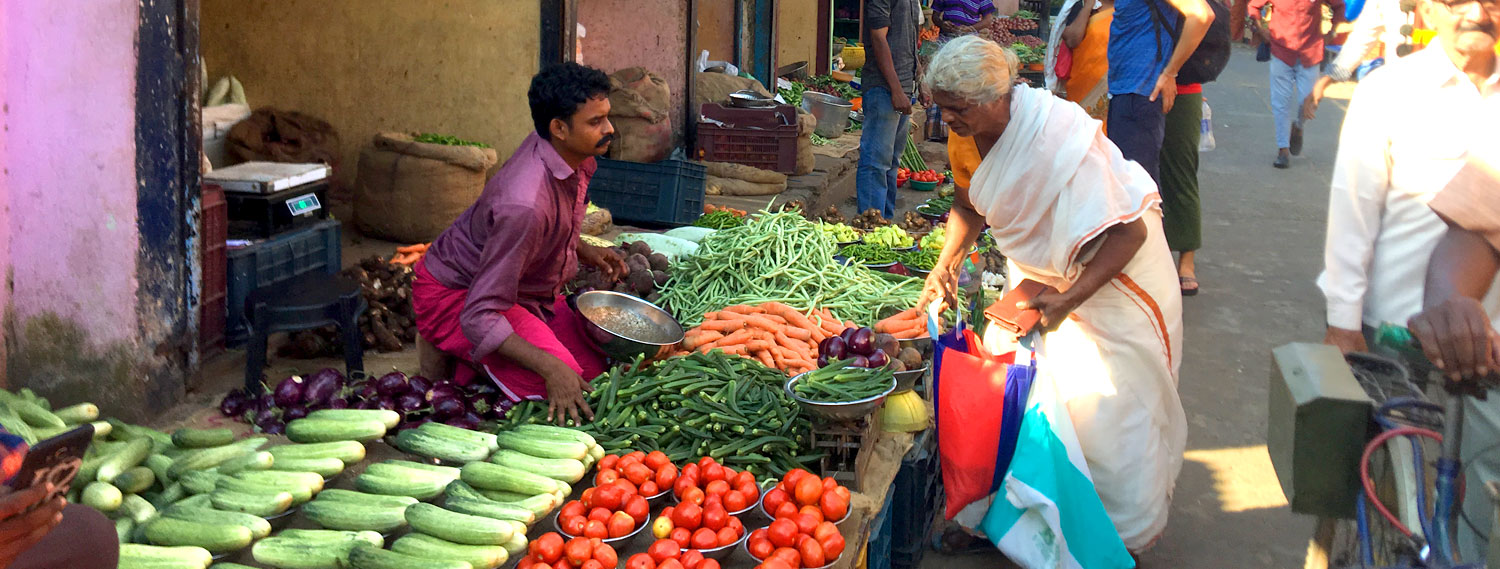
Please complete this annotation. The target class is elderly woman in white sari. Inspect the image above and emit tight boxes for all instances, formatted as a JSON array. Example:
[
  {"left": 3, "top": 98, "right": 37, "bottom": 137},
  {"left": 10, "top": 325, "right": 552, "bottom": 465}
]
[{"left": 917, "top": 36, "right": 1187, "bottom": 553}]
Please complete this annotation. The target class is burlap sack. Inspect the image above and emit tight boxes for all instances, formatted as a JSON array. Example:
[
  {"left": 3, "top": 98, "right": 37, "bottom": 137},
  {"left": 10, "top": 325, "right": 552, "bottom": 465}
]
[
  {"left": 704, "top": 161, "right": 787, "bottom": 185},
  {"left": 693, "top": 72, "right": 773, "bottom": 113},
  {"left": 707, "top": 175, "right": 786, "bottom": 196},
  {"left": 608, "top": 68, "right": 673, "bottom": 163},
  {"left": 229, "top": 108, "right": 346, "bottom": 198},
  {"left": 795, "top": 112, "right": 817, "bottom": 175},
  {"left": 581, "top": 208, "right": 613, "bottom": 236},
  {"left": 354, "top": 132, "right": 499, "bottom": 243}
]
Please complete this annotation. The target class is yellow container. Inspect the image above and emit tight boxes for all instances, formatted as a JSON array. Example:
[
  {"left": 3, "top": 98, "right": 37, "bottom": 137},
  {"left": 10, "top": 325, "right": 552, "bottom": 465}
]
[{"left": 841, "top": 46, "right": 867, "bottom": 70}]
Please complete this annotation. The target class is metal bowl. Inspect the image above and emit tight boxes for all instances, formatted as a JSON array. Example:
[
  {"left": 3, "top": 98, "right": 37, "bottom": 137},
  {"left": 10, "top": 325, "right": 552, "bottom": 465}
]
[
  {"left": 785, "top": 371, "right": 897, "bottom": 421},
  {"left": 729, "top": 90, "right": 777, "bottom": 109},
  {"left": 742, "top": 529, "right": 841, "bottom": 569},
  {"left": 901, "top": 263, "right": 932, "bottom": 278},
  {"left": 835, "top": 239, "right": 863, "bottom": 248},
  {"left": 777, "top": 61, "right": 811, "bottom": 80},
  {"left": 898, "top": 335, "right": 934, "bottom": 355},
  {"left": 892, "top": 245, "right": 920, "bottom": 253},
  {"left": 575, "top": 291, "right": 685, "bottom": 361},
  {"left": 756, "top": 487, "right": 852, "bottom": 526},
  {"left": 552, "top": 509, "right": 650, "bottom": 549},
  {"left": 893, "top": 365, "right": 929, "bottom": 392}
]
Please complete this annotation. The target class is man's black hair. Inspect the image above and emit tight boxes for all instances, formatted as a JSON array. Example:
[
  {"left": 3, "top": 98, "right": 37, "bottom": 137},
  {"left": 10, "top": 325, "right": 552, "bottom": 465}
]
[{"left": 528, "top": 63, "right": 612, "bottom": 139}]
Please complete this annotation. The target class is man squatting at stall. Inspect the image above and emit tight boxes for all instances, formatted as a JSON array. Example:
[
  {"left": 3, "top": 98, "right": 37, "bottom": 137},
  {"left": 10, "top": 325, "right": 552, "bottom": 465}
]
[{"left": 412, "top": 63, "right": 628, "bottom": 426}]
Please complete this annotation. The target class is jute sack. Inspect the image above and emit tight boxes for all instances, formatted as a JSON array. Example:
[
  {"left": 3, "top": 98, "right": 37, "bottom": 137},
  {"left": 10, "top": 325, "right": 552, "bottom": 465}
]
[
  {"left": 706, "top": 175, "right": 786, "bottom": 196},
  {"left": 608, "top": 68, "right": 673, "bottom": 163},
  {"left": 354, "top": 132, "right": 499, "bottom": 243},
  {"left": 705, "top": 161, "right": 787, "bottom": 185},
  {"left": 795, "top": 112, "right": 817, "bottom": 175}
]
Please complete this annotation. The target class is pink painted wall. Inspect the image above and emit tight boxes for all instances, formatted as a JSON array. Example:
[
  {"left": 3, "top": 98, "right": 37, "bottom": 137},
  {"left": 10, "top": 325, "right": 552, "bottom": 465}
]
[
  {"left": 3, "top": 0, "right": 140, "bottom": 348},
  {"left": 0, "top": 0, "right": 9, "bottom": 385},
  {"left": 578, "top": 0, "right": 690, "bottom": 138}
]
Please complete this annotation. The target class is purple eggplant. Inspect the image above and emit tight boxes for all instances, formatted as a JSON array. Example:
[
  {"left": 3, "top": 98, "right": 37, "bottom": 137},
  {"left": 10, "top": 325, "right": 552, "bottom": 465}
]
[
  {"left": 374, "top": 396, "right": 399, "bottom": 411},
  {"left": 374, "top": 372, "right": 409, "bottom": 396},
  {"left": 852, "top": 355, "right": 871, "bottom": 368},
  {"left": 444, "top": 412, "right": 483, "bottom": 430},
  {"left": 259, "top": 420, "right": 286, "bottom": 435},
  {"left": 822, "top": 336, "right": 848, "bottom": 360},
  {"left": 867, "top": 350, "right": 890, "bottom": 368},
  {"left": 355, "top": 398, "right": 380, "bottom": 410},
  {"left": 219, "top": 390, "right": 251, "bottom": 417},
  {"left": 327, "top": 398, "right": 351, "bottom": 410},
  {"left": 251, "top": 394, "right": 275, "bottom": 414},
  {"left": 408, "top": 376, "right": 433, "bottom": 395},
  {"left": 848, "top": 328, "right": 876, "bottom": 357},
  {"left": 426, "top": 383, "right": 463, "bottom": 403},
  {"left": 395, "top": 392, "right": 427, "bottom": 414},
  {"left": 358, "top": 383, "right": 381, "bottom": 400},
  {"left": 283, "top": 405, "right": 310, "bottom": 421},
  {"left": 465, "top": 382, "right": 499, "bottom": 397},
  {"left": 273, "top": 376, "right": 305, "bottom": 408},
  {"left": 817, "top": 354, "right": 831, "bottom": 368},
  {"left": 839, "top": 327, "right": 860, "bottom": 344},
  {"left": 253, "top": 407, "right": 278, "bottom": 426},
  {"left": 302, "top": 368, "right": 345, "bottom": 406},
  {"left": 432, "top": 397, "right": 466, "bottom": 419}
]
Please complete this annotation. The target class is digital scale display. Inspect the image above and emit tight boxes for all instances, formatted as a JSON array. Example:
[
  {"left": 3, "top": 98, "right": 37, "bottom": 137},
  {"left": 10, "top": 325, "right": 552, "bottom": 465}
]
[{"left": 285, "top": 194, "right": 322, "bottom": 216}]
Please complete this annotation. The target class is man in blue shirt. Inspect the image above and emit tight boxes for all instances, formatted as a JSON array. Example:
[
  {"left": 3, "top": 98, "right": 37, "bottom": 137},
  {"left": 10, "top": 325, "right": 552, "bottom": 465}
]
[
  {"left": 858, "top": 0, "right": 921, "bottom": 219},
  {"left": 1107, "top": 0, "right": 1215, "bottom": 185}
]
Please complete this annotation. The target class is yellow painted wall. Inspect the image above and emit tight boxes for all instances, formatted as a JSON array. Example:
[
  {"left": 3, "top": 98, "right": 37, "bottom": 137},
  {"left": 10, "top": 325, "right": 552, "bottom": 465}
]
[
  {"left": 777, "top": 0, "right": 822, "bottom": 73},
  {"left": 697, "top": 0, "right": 736, "bottom": 63},
  {"left": 200, "top": 0, "right": 541, "bottom": 187}
]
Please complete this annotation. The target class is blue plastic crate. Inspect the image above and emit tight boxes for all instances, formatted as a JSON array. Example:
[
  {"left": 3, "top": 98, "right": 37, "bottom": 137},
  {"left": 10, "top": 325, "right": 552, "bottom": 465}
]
[
  {"left": 588, "top": 158, "right": 706, "bottom": 227},
  {"left": 867, "top": 491, "right": 894, "bottom": 569},
  {"left": 891, "top": 430, "right": 940, "bottom": 569},
  {"left": 226, "top": 220, "right": 342, "bottom": 346}
]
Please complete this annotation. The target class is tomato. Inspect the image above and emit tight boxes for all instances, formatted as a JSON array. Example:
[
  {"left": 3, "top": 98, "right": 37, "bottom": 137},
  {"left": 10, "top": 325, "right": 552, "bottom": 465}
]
[
  {"left": 728, "top": 516, "right": 744, "bottom": 535},
  {"left": 723, "top": 490, "right": 748, "bottom": 512},
  {"left": 625, "top": 462, "right": 655, "bottom": 486},
  {"left": 701, "top": 504, "right": 727, "bottom": 531},
  {"left": 652, "top": 515, "right": 675, "bottom": 539},
  {"left": 581, "top": 561, "right": 604, "bottom": 569},
  {"left": 648, "top": 538, "right": 682, "bottom": 563},
  {"left": 716, "top": 527, "right": 738, "bottom": 547},
  {"left": 771, "top": 546, "right": 803, "bottom": 568},
  {"left": 589, "top": 507, "right": 613, "bottom": 524},
  {"left": 767, "top": 519, "right": 798, "bottom": 548},
  {"left": 656, "top": 465, "right": 678, "bottom": 489},
  {"left": 783, "top": 469, "right": 811, "bottom": 490},
  {"left": 798, "top": 538, "right": 826, "bottom": 568},
  {"left": 581, "top": 488, "right": 596, "bottom": 509},
  {"left": 795, "top": 513, "right": 820, "bottom": 537},
  {"left": 796, "top": 534, "right": 814, "bottom": 548},
  {"left": 660, "top": 506, "right": 676, "bottom": 521},
  {"left": 681, "top": 487, "right": 706, "bottom": 506},
  {"left": 658, "top": 560, "right": 685, "bottom": 569},
  {"left": 737, "top": 481, "right": 760, "bottom": 500},
  {"left": 698, "top": 560, "right": 720, "bottom": 569},
  {"left": 703, "top": 464, "right": 725, "bottom": 483},
  {"left": 594, "top": 485, "right": 626, "bottom": 511},
  {"left": 561, "top": 500, "right": 586, "bottom": 521},
  {"left": 697, "top": 456, "right": 716, "bottom": 470},
  {"left": 673, "top": 476, "right": 698, "bottom": 498},
  {"left": 762, "top": 488, "right": 789, "bottom": 516},
  {"left": 748, "top": 536, "right": 775, "bottom": 560},
  {"left": 798, "top": 506, "right": 824, "bottom": 524},
  {"left": 592, "top": 542, "right": 619, "bottom": 568},
  {"left": 626, "top": 553, "right": 657, "bottom": 569},
  {"left": 625, "top": 495, "right": 651, "bottom": 525},
  {"left": 670, "top": 527, "right": 692, "bottom": 548},
  {"left": 702, "top": 493, "right": 722, "bottom": 511},
  {"left": 732, "top": 471, "right": 755, "bottom": 488},
  {"left": 566, "top": 537, "right": 594, "bottom": 565},
  {"left": 600, "top": 454, "right": 620, "bottom": 471},
  {"left": 535, "top": 533, "right": 566, "bottom": 564},
  {"left": 774, "top": 501, "right": 799, "bottom": 520},
  {"left": 794, "top": 477, "right": 823, "bottom": 508},
  {"left": 813, "top": 522, "right": 839, "bottom": 541},
  {"left": 644, "top": 450, "right": 671, "bottom": 470},
  {"left": 608, "top": 511, "right": 637, "bottom": 538},
  {"left": 640, "top": 480, "right": 660, "bottom": 496},
  {"left": 704, "top": 479, "right": 730, "bottom": 498},
  {"left": 595, "top": 469, "right": 620, "bottom": 486},
  {"left": 687, "top": 527, "right": 716, "bottom": 550},
  {"left": 682, "top": 463, "right": 701, "bottom": 482},
  {"left": 626, "top": 451, "right": 647, "bottom": 464},
  {"left": 672, "top": 501, "right": 702, "bottom": 530},
  {"left": 584, "top": 519, "right": 609, "bottom": 539},
  {"left": 562, "top": 515, "right": 587, "bottom": 536},
  {"left": 721, "top": 466, "right": 737, "bottom": 480},
  {"left": 679, "top": 550, "right": 705, "bottom": 569},
  {"left": 832, "top": 486, "right": 851, "bottom": 501},
  {"left": 759, "top": 560, "right": 795, "bottom": 569},
  {"left": 822, "top": 477, "right": 837, "bottom": 491},
  {"left": 518, "top": 558, "right": 536, "bottom": 569},
  {"left": 534, "top": 564, "right": 554, "bottom": 569},
  {"left": 818, "top": 532, "right": 845, "bottom": 561},
  {"left": 611, "top": 478, "right": 639, "bottom": 497},
  {"left": 819, "top": 492, "right": 848, "bottom": 522}
]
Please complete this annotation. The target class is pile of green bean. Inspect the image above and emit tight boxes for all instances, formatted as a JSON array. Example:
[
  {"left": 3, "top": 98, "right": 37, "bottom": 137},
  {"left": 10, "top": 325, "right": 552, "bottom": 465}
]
[
  {"left": 694, "top": 210, "right": 745, "bottom": 229},
  {"left": 792, "top": 362, "right": 895, "bottom": 402},
  {"left": 659, "top": 210, "right": 925, "bottom": 326},
  {"left": 838, "top": 243, "right": 899, "bottom": 265},
  {"left": 898, "top": 249, "right": 940, "bottom": 270}
]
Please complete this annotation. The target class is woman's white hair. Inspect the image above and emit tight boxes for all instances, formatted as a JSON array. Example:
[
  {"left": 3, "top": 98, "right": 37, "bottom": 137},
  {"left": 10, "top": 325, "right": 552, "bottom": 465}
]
[{"left": 922, "top": 35, "right": 1020, "bottom": 104}]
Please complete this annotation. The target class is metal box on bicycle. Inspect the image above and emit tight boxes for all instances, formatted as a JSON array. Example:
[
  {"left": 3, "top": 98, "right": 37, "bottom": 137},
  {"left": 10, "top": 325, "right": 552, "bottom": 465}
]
[{"left": 1269, "top": 343, "right": 1375, "bottom": 519}]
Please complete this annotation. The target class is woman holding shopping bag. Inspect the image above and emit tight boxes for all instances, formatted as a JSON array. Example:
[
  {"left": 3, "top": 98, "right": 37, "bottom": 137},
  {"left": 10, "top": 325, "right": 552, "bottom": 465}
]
[{"left": 918, "top": 36, "right": 1187, "bottom": 556}]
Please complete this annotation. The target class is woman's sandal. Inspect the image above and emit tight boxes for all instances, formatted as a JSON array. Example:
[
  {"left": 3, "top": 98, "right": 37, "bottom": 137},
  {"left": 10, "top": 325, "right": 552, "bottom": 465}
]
[
  {"left": 1180, "top": 276, "right": 1200, "bottom": 297},
  {"left": 932, "top": 527, "right": 994, "bottom": 555}
]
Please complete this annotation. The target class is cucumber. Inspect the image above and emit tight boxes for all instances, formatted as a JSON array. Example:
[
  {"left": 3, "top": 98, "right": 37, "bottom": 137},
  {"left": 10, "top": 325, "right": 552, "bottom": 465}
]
[
  {"left": 217, "top": 451, "right": 274, "bottom": 475},
  {"left": 442, "top": 495, "right": 536, "bottom": 524},
  {"left": 211, "top": 564, "right": 259, "bottom": 569},
  {"left": 119, "top": 492, "right": 159, "bottom": 524},
  {"left": 144, "top": 516, "right": 254, "bottom": 554},
  {"left": 313, "top": 489, "right": 420, "bottom": 509},
  {"left": 0, "top": 391, "right": 64, "bottom": 429},
  {"left": 514, "top": 423, "right": 598, "bottom": 447},
  {"left": 501, "top": 532, "right": 528, "bottom": 558},
  {"left": 493, "top": 431, "right": 587, "bottom": 461},
  {"left": 252, "top": 536, "right": 361, "bottom": 569},
  {"left": 172, "top": 427, "right": 235, "bottom": 449},
  {"left": 461, "top": 462, "right": 563, "bottom": 496},
  {"left": 347, "top": 542, "right": 472, "bottom": 569},
  {"left": 216, "top": 475, "right": 313, "bottom": 505},
  {"left": 0, "top": 403, "right": 37, "bottom": 444},
  {"left": 152, "top": 482, "right": 189, "bottom": 508},
  {"left": 179, "top": 470, "right": 223, "bottom": 495},
  {"left": 302, "top": 497, "right": 410, "bottom": 532},
  {"left": 82, "top": 481, "right": 123, "bottom": 512},
  {"left": 162, "top": 505, "right": 273, "bottom": 539},
  {"left": 417, "top": 422, "right": 499, "bottom": 451},
  {"left": 392, "top": 533, "right": 509, "bottom": 569},
  {"left": 53, "top": 402, "right": 100, "bottom": 424},
  {"left": 97, "top": 437, "right": 153, "bottom": 483},
  {"left": 234, "top": 470, "right": 324, "bottom": 494},
  {"left": 379, "top": 459, "right": 462, "bottom": 478},
  {"left": 355, "top": 471, "right": 447, "bottom": 500},
  {"left": 393, "top": 429, "right": 490, "bottom": 463},
  {"left": 406, "top": 502, "right": 515, "bottom": 545},
  {"left": 169, "top": 438, "right": 268, "bottom": 478},
  {"left": 145, "top": 453, "right": 176, "bottom": 483},
  {"left": 118, "top": 543, "right": 213, "bottom": 569},
  {"left": 277, "top": 528, "right": 384, "bottom": 546},
  {"left": 209, "top": 488, "right": 293, "bottom": 517},
  {"left": 476, "top": 488, "right": 531, "bottom": 502},
  {"left": 174, "top": 493, "right": 213, "bottom": 510},
  {"left": 268, "top": 456, "right": 345, "bottom": 478},
  {"left": 286, "top": 418, "right": 387, "bottom": 443},
  {"left": 107, "top": 419, "right": 173, "bottom": 446},
  {"left": 87, "top": 420, "right": 113, "bottom": 439},
  {"left": 307, "top": 409, "right": 401, "bottom": 430},
  {"left": 114, "top": 466, "right": 157, "bottom": 493},
  {"left": 489, "top": 449, "right": 585, "bottom": 483},
  {"left": 268, "top": 440, "right": 367, "bottom": 464},
  {"left": 116, "top": 517, "right": 136, "bottom": 543},
  {"left": 16, "top": 388, "right": 48, "bottom": 409}
]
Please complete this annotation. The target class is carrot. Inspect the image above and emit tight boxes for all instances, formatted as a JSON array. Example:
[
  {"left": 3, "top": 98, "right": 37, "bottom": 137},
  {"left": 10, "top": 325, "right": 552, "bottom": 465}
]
[
  {"left": 745, "top": 339, "right": 775, "bottom": 353},
  {"left": 723, "top": 305, "right": 761, "bottom": 315},
  {"left": 702, "top": 312, "right": 723, "bottom": 321},
  {"left": 892, "top": 328, "right": 929, "bottom": 339},
  {"left": 396, "top": 244, "right": 425, "bottom": 254},
  {"left": 719, "top": 345, "right": 749, "bottom": 356},
  {"left": 682, "top": 331, "right": 724, "bottom": 351},
  {"left": 767, "top": 304, "right": 820, "bottom": 335},
  {"left": 756, "top": 350, "right": 776, "bottom": 368},
  {"left": 718, "top": 328, "right": 756, "bottom": 346},
  {"left": 741, "top": 314, "right": 782, "bottom": 331},
  {"left": 698, "top": 320, "right": 746, "bottom": 333}
]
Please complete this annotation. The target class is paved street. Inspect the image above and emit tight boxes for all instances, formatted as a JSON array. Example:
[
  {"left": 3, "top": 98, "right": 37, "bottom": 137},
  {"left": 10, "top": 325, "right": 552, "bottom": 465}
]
[{"left": 922, "top": 42, "right": 1353, "bottom": 568}]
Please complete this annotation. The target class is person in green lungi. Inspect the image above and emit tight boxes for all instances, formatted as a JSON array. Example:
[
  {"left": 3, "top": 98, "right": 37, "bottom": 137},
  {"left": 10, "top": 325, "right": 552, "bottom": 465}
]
[{"left": 1159, "top": 82, "right": 1205, "bottom": 296}]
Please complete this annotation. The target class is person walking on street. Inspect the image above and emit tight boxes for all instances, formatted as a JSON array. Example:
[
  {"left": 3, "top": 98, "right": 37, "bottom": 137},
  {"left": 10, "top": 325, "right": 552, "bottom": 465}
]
[
  {"left": 1248, "top": 0, "right": 1345, "bottom": 168},
  {"left": 1105, "top": 0, "right": 1215, "bottom": 186},
  {"left": 857, "top": 0, "right": 921, "bottom": 220},
  {"left": 1159, "top": 81, "right": 1206, "bottom": 295}
]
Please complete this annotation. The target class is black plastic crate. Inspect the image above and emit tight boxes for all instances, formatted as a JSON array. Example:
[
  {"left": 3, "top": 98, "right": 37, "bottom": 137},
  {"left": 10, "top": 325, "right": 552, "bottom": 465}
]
[
  {"left": 588, "top": 158, "right": 706, "bottom": 227},
  {"left": 867, "top": 491, "right": 894, "bottom": 569},
  {"left": 891, "top": 430, "right": 940, "bottom": 569},
  {"left": 226, "top": 219, "right": 342, "bottom": 346}
]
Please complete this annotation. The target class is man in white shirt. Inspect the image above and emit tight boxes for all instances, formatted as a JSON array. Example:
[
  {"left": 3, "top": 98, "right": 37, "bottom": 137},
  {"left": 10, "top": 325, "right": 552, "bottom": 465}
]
[
  {"left": 1318, "top": 0, "right": 1498, "bottom": 354},
  {"left": 1300, "top": 0, "right": 1413, "bottom": 119}
]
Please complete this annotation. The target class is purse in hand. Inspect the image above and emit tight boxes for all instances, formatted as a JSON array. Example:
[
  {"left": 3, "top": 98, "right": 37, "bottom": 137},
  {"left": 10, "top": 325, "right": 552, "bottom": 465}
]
[{"left": 984, "top": 279, "right": 1061, "bottom": 337}]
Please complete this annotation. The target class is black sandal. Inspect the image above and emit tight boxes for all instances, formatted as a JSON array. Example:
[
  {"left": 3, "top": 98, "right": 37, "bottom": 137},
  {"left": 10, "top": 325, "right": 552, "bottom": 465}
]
[
  {"left": 1180, "top": 276, "right": 1200, "bottom": 297},
  {"left": 932, "top": 527, "right": 994, "bottom": 555}
]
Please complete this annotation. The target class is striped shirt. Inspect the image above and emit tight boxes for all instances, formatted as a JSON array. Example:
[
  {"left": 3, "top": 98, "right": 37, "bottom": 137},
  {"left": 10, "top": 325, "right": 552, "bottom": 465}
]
[{"left": 932, "top": 0, "right": 997, "bottom": 25}]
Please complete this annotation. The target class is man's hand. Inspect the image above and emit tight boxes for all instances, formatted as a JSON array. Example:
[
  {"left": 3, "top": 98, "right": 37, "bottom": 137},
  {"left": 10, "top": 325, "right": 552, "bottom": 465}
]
[
  {"left": 0, "top": 483, "right": 65, "bottom": 568},
  {"left": 1409, "top": 297, "right": 1499, "bottom": 382},
  {"left": 1017, "top": 290, "right": 1083, "bottom": 333},
  {"left": 578, "top": 243, "right": 628, "bottom": 280},
  {"left": 1301, "top": 92, "right": 1322, "bottom": 121},
  {"left": 1324, "top": 326, "right": 1369, "bottom": 353},
  {"left": 1151, "top": 74, "right": 1180, "bottom": 113},
  {"left": 541, "top": 360, "right": 594, "bottom": 426},
  {"left": 891, "top": 92, "right": 914, "bottom": 115}
]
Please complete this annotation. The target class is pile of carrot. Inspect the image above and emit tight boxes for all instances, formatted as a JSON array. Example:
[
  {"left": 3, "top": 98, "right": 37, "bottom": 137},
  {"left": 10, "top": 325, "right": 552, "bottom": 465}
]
[
  {"left": 389, "top": 243, "right": 429, "bottom": 266},
  {"left": 703, "top": 204, "right": 748, "bottom": 217},
  {"left": 874, "top": 308, "right": 932, "bottom": 339},
  {"left": 678, "top": 302, "right": 857, "bottom": 376}
]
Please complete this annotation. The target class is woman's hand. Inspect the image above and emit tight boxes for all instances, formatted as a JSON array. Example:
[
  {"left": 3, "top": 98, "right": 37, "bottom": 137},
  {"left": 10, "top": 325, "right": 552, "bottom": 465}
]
[
  {"left": 1017, "top": 289, "right": 1083, "bottom": 332},
  {"left": 917, "top": 268, "right": 960, "bottom": 315},
  {"left": 577, "top": 243, "right": 628, "bottom": 280},
  {"left": 0, "top": 483, "right": 65, "bottom": 568}
]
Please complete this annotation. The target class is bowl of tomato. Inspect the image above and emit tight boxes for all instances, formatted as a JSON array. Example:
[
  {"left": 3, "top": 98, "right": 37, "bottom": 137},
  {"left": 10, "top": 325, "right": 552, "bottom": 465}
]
[
  {"left": 758, "top": 469, "right": 853, "bottom": 526},
  {"left": 653, "top": 501, "right": 750, "bottom": 561},
  {"left": 671, "top": 457, "right": 762, "bottom": 517},
  {"left": 743, "top": 517, "right": 847, "bottom": 569},
  {"left": 553, "top": 475, "right": 654, "bottom": 549}
]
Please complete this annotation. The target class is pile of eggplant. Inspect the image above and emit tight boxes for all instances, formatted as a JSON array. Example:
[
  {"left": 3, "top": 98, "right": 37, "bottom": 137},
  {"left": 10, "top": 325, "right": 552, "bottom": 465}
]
[
  {"left": 218, "top": 368, "right": 505, "bottom": 434},
  {"left": 817, "top": 327, "right": 923, "bottom": 372}
]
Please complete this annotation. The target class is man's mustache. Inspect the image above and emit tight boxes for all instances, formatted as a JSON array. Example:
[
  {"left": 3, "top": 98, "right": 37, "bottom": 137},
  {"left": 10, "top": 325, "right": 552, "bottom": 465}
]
[{"left": 596, "top": 133, "right": 616, "bottom": 148}]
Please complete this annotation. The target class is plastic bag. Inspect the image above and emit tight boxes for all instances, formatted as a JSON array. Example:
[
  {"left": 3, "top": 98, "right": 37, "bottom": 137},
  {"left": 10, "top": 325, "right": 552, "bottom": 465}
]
[{"left": 1198, "top": 99, "right": 1216, "bottom": 152}]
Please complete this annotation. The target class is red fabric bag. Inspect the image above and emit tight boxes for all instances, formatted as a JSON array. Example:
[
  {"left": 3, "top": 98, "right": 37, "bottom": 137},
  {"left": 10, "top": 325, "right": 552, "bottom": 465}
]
[{"left": 933, "top": 327, "right": 1034, "bottom": 519}]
